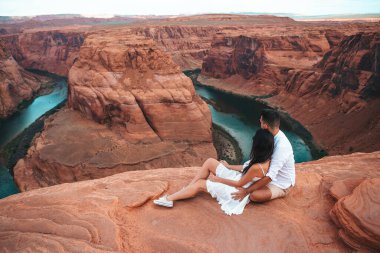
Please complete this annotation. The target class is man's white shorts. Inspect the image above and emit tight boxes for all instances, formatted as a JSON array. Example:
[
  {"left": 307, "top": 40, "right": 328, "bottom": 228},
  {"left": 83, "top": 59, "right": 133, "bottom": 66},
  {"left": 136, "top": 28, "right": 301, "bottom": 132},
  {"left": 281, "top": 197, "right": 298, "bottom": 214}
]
[{"left": 268, "top": 184, "right": 292, "bottom": 200}]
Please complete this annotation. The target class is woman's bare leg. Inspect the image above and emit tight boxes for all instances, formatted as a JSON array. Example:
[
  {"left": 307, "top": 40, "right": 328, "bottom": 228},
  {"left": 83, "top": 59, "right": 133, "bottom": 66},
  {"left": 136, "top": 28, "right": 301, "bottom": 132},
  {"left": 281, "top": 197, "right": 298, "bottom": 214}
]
[
  {"left": 167, "top": 179, "right": 207, "bottom": 201},
  {"left": 188, "top": 158, "right": 219, "bottom": 186}
]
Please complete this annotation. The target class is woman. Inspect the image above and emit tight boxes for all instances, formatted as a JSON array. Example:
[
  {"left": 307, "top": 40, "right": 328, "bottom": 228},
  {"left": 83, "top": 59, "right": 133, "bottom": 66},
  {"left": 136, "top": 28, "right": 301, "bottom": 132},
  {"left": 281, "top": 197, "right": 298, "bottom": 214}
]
[{"left": 153, "top": 129, "right": 274, "bottom": 215}]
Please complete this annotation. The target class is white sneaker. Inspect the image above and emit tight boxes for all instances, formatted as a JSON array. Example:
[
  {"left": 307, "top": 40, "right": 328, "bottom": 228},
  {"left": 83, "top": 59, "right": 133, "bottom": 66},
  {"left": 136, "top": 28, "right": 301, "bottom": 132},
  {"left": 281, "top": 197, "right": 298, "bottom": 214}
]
[{"left": 153, "top": 195, "right": 173, "bottom": 208}]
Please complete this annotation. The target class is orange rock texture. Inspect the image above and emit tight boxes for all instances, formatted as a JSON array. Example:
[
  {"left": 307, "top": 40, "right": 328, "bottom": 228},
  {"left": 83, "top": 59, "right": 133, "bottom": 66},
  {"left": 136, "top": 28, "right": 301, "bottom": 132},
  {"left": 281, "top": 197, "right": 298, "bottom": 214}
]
[
  {"left": 330, "top": 179, "right": 380, "bottom": 251},
  {"left": 198, "top": 31, "right": 380, "bottom": 154},
  {"left": 0, "top": 29, "right": 85, "bottom": 76},
  {"left": 2, "top": 151, "right": 380, "bottom": 252},
  {"left": 68, "top": 31, "right": 212, "bottom": 142},
  {"left": 13, "top": 31, "right": 216, "bottom": 191},
  {"left": 0, "top": 44, "right": 48, "bottom": 118}
]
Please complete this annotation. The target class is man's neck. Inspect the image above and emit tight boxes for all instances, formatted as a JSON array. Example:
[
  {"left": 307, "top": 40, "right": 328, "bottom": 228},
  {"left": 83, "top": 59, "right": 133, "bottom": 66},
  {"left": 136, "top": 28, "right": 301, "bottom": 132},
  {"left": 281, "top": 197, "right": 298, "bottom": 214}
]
[{"left": 269, "top": 128, "right": 280, "bottom": 136}]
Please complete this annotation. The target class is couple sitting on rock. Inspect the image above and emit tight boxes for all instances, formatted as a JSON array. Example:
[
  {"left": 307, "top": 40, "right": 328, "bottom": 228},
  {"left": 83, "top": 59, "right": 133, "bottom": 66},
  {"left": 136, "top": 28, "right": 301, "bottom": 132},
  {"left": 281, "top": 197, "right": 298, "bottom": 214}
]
[{"left": 154, "top": 109, "right": 295, "bottom": 215}]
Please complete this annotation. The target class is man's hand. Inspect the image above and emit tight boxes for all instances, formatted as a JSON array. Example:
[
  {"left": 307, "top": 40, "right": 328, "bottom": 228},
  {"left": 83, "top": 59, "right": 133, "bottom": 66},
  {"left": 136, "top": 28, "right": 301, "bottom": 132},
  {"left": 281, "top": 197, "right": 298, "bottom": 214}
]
[{"left": 231, "top": 187, "right": 248, "bottom": 201}]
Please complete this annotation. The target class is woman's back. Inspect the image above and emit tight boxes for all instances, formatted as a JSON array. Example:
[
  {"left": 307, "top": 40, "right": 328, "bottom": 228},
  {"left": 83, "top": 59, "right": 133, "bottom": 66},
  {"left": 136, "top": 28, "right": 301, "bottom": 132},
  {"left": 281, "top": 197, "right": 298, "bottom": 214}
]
[{"left": 241, "top": 160, "right": 270, "bottom": 188}]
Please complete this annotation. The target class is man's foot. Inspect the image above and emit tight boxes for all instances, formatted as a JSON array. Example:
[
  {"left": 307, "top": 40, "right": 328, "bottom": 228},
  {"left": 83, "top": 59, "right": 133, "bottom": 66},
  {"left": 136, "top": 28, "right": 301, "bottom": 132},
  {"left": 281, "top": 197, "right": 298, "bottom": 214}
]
[{"left": 153, "top": 195, "right": 173, "bottom": 208}]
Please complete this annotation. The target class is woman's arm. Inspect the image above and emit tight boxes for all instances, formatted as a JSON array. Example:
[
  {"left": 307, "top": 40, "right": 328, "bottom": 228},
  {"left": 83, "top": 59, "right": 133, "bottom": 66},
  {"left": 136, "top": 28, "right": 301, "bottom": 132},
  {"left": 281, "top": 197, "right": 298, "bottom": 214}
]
[
  {"left": 209, "top": 165, "right": 262, "bottom": 187},
  {"left": 220, "top": 160, "right": 243, "bottom": 171},
  {"left": 226, "top": 165, "right": 244, "bottom": 171}
]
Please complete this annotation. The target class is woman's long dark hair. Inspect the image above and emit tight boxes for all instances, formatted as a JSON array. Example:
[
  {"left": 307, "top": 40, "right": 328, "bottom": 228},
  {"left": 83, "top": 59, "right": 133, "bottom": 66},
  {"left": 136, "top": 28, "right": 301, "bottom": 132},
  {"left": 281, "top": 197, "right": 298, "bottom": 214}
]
[{"left": 242, "top": 129, "right": 274, "bottom": 175}]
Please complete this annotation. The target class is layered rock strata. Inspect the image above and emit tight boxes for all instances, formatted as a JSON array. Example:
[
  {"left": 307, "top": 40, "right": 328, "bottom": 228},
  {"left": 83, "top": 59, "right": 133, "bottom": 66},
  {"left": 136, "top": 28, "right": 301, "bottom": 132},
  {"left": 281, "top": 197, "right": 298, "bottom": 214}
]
[
  {"left": 198, "top": 32, "right": 380, "bottom": 154},
  {"left": 285, "top": 32, "right": 380, "bottom": 111},
  {"left": 0, "top": 29, "right": 85, "bottom": 76},
  {"left": 330, "top": 178, "right": 380, "bottom": 251},
  {"left": 13, "top": 32, "right": 216, "bottom": 191},
  {"left": 199, "top": 32, "right": 335, "bottom": 97},
  {"left": 202, "top": 34, "right": 329, "bottom": 80},
  {"left": 0, "top": 44, "right": 48, "bottom": 118},
  {"left": 132, "top": 26, "right": 218, "bottom": 70},
  {"left": 68, "top": 32, "right": 212, "bottom": 143},
  {"left": 1, "top": 17, "right": 379, "bottom": 76},
  {"left": 272, "top": 32, "right": 380, "bottom": 153},
  {"left": 2, "top": 151, "right": 380, "bottom": 252}
]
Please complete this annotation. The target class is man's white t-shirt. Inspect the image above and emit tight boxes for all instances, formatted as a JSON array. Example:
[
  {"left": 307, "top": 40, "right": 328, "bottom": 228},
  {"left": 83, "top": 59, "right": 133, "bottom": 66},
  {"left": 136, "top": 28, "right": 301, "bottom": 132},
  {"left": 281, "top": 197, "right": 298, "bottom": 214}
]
[{"left": 266, "top": 130, "right": 295, "bottom": 189}]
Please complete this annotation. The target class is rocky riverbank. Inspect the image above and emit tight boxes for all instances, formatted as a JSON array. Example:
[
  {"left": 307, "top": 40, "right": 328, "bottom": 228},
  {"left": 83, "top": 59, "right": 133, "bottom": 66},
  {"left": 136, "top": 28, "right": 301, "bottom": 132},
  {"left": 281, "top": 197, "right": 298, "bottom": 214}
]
[
  {"left": 212, "top": 123, "right": 242, "bottom": 164},
  {"left": 0, "top": 100, "right": 67, "bottom": 173},
  {"left": 186, "top": 69, "right": 326, "bottom": 160}
]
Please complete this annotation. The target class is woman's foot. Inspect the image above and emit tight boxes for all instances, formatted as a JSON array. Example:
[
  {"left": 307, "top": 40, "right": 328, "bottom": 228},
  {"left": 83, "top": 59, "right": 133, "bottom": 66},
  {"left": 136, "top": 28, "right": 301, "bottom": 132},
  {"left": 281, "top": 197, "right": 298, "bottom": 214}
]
[{"left": 153, "top": 195, "right": 173, "bottom": 208}]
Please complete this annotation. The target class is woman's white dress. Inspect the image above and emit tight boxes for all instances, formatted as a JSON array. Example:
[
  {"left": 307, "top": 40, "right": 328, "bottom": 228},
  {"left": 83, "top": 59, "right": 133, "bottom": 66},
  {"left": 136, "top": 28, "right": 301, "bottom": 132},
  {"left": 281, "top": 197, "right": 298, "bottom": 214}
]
[{"left": 206, "top": 160, "right": 261, "bottom": 216}]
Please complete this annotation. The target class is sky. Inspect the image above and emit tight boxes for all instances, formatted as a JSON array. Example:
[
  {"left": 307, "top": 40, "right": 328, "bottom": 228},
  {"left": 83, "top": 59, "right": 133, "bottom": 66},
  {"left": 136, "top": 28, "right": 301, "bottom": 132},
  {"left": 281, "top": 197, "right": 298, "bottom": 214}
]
[{"left": 0, "top": 0, "right": 380, "bottom": 17}]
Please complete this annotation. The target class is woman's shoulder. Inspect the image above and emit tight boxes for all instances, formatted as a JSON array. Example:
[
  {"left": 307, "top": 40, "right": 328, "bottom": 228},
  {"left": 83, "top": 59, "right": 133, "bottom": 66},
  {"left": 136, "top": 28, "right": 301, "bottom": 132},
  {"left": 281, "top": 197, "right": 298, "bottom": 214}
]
[{"left": 248, "top": 161, "right": 270, "bottom": 174}]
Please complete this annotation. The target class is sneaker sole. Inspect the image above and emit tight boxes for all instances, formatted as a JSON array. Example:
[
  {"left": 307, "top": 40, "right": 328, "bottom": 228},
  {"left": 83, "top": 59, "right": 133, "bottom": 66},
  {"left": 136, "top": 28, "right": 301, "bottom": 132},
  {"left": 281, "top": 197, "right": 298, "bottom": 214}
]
[{"left": 153, "top": 200, "right": 173, "bottom": 208}]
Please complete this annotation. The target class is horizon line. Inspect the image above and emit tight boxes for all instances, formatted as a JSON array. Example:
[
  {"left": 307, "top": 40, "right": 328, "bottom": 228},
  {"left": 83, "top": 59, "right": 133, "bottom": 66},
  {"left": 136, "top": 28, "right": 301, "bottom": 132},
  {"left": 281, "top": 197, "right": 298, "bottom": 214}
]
[{"left": 1, "top": 12, "right": 379, "bottom": 18}]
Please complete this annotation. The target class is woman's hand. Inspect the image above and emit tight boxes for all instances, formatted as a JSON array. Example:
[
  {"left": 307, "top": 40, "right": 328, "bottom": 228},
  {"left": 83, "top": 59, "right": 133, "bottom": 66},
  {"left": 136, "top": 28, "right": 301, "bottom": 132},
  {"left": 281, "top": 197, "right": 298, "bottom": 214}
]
[{"left": 208, "top": 174, "right": 221, "bottom": 183}]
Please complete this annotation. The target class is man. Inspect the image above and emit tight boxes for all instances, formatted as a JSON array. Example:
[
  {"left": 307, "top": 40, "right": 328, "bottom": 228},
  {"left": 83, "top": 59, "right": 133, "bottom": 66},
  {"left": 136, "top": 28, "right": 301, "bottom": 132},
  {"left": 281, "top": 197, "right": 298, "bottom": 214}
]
[{"left": 232, "top": 109, "right": 295, "bottom": 202}]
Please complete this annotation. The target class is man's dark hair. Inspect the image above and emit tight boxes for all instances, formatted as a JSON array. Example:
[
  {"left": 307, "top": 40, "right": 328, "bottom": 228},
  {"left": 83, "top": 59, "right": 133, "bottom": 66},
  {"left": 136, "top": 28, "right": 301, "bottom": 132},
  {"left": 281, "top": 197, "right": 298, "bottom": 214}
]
[{"left": 261, "top": 109, "right": 280, "bottom": 129}]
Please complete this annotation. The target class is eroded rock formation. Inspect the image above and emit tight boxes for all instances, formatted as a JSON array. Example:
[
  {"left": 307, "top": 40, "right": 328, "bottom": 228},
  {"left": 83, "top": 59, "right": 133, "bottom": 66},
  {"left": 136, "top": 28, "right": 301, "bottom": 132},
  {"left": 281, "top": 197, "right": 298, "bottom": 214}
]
[
  {"left": 271, "top": 32, "right": 380, "bottom": 154},
  {"left": 330, "top": 178, "right": 380, "bottom": 251},
  {"left": 0, "top": 29, "right": 85, "bottom": 76},
  {"left": 285, "top": 32, "right": 380, "bottom": 111},
  {"left": 198, "top": 31, "right": 380, "bottom": 154},
  {"left": 13, "top": 31, "right": 216, "bottom": 191},
  {"left": 0, "top": 44, "right": 48, "bottom": 118},
  {"left": 202, "top": 34, "right": 328, "bottom": 80},
  {"left": 132, "top": 26, "right": 218, "bottom": 70},
  {"left": 68, "top": 31, "right": 212, "bottom": 142},
  {"left": 198, "top": 30, "right": 338, "bottom": 97},
  {"left": 3, "top": 151, "right": 380, "bottom": 252}
]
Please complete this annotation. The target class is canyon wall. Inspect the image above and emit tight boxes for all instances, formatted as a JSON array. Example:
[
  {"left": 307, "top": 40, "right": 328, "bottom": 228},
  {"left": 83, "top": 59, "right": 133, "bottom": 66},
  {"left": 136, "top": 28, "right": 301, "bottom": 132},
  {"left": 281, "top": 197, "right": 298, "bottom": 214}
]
[
  {"left": 0, "top": 44, "right": 48, "bottom": 118},
  {"left": 274, "top": 32, "right": 380, "bottom": 153},
  {"left": 200, "top": 30, "right": 342, "bottom": 84},
  {"left": 1, "top": 16, "right": 380, "bottom": 252},
  {"left": 2, "top": 151, "right": 380, "bottom": 252},
  {"left": 1, "top": 16, "right": 379, "bottom": 187},
  {"left": 0, "top": 29, "right": 85, "bottom": 76},
  {"left": 13, "top": 31, "right": 216, "bottom": 191},
  {"left": 132, "top": 26, "right": 218, "bottom": 70},
  {"left": 285, "top": 32, "right": 379, "bottom": 110},
  {"left": 68, "top": 31, "right": 212, "bottom": 143},
  {"left": 198, "top": 31, "right": 380, "bottom": 154}
]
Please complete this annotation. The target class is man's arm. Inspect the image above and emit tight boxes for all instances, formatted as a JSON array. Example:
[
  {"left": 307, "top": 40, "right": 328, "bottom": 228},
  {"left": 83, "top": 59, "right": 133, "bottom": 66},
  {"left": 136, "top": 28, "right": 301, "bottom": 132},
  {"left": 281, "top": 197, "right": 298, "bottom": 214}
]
[
  {"left": 231, "top": 143, "right": 290, "bottom": 200},
  {"left": 231, "top": 176, "right": 271, "bottom": 200},
  {"left": 245, "top": 176, "right": 272, "bottom": 193}
]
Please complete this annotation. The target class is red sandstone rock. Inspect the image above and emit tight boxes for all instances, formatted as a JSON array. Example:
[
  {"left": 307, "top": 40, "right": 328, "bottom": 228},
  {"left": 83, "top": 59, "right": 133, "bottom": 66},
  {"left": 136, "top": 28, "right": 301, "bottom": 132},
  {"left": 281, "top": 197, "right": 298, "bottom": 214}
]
[
  {"left": 329, "top": 178, "right": 365, "bottom": 200},
  {"left": 18, "top": 30, "right": 84, "bottom": 76},
  {"left": 0, "top": 44, "right": 48, "bottom": 118},
  {"left": 13, "top": 108, "right": 215, "bottom": 191},
  {"left": 68, "top": 31, "right": 212, "bottom": 143},
  {"left": 286, "top": 33, "right": 380, "bottom": 102},
  {"left": 330, "top": 179, "right": 380, "bottom": 251},
  {"left": 198, "top": 32, "right": 380, "bottom": 155},
  {"left": 132, "top": 26, "right": 218, "bottom": 70},
  {"left": 3, "top": 151, "right": 380, "bottom": 252},
  {"left": 13, "top": 32, "right": 216, "bottom": 191},
  {"left": 0, "top": 29, "right": 84, "bottom": 76},
  {"left": 201, "top": 34, "right": 326, "bottom": 81}
]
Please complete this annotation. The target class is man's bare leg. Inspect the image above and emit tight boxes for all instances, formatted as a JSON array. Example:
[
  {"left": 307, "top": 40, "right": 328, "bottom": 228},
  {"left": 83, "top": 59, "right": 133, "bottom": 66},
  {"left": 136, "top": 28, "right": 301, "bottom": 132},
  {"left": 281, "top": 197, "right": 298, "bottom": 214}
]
[{"left": 249, "top": 187, "right": 272, "bottom": 203}]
